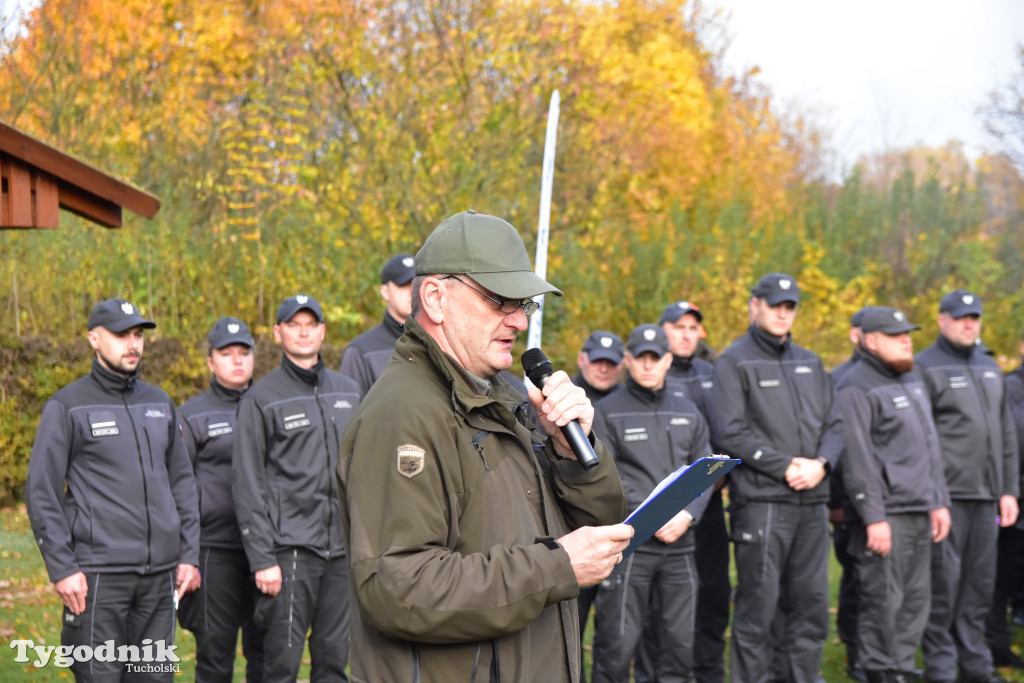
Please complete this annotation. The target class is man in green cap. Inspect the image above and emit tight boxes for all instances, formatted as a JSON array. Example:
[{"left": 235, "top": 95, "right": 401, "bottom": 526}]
[{"left": 338, "top": 210, "right": 630, "bottom": 683}]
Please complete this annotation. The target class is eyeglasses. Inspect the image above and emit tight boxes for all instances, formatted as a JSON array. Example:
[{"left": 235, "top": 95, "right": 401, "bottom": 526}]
[{"left": 442, "top": 275, "right": 540, "bottom": 317}]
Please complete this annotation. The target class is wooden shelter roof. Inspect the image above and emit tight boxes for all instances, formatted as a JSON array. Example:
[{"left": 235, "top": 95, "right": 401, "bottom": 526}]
[{"left": 0, "top": 121, "right": 160, "bottom": 229}]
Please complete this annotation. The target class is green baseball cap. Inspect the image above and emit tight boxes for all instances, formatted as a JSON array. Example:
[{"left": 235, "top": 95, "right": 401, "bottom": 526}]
[{"left": 415, "top": 210, "right": 563, "bottom": 299}]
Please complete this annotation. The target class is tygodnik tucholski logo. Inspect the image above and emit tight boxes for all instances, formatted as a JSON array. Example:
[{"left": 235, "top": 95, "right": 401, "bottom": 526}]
[{"left": 10, "top": 638, "right": 181, "bottom": 673}]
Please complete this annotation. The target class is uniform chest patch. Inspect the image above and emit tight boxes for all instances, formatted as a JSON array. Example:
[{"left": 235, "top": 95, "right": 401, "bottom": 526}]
[
  {"left": 983, "top": 371, "right": 998, "bottom": 380},
  {"left": 623, "top": 427, "right": 648, "bottom": 442},
  {"left": 948, "top": 376, "right": 969, "bottom": 389},
  {"left": 207, "top": 421, "right": 233, "bottom": 438},
  {"left": 145, "top": 408, "right": 167, "bottom": 419},
  {"left": 701, "top": 381, "right": 713, "bottom": 389},
  {"left": 333, "top": 400, "right": 352, "bottom": 410},
  {"left": 794, "top": 366, "right": 813, "bottom": 374},
  {"left": 758, "top": 379, "right": 780, "bottom": 388},
  {"left": 283, "top": 413, "right": 310, "bottom": 430},
  {"left": 397, "top": 444, "right": 426, "bottom": 478},
  {"left": 670, "top": 417, "right": 690, "bottom": 425},
  {"left": 90, "top": 420, "right": 118, "bottom": 437},
  {"left": 892, "top": 395, "right": 910, "bottom": 410}
]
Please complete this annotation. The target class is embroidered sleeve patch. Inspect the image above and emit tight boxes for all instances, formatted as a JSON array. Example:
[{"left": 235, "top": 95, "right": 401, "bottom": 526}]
[{"left": 397, "top": 444, "right": 426, "bottom": 478}]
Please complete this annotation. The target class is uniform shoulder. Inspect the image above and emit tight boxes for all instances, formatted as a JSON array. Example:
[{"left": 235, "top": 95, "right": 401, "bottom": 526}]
[
  {"left": 323, "top": 368, "right": 363, "bottom": 395},
  {"left": 242, "top": 366, "right": 285, "bottom": 402}
]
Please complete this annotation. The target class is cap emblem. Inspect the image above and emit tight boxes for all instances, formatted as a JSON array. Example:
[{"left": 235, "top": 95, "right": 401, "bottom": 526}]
[
  {"left": 296, "top": 294, "right": 308, "bottom": 304},
  {"left": 600, "top": 336, "right": 613, "bottom": 348},
  {"left": 779, "top": 279, "right": 792, "bottom": 290},
  {"left": 121, "top": 302, "right": 134, "bottom": 315},
  {"left": 894, "top": 312, "right": 905, "bottom": 321},
  {"left": 227, "top": 323, "right": 240, "bottom": 334},
  {"left": 643, "top": 329, "right": 657, "bottom": 341},
  {"left": 963, "top": 295, "right": 974, "bottom": 304},
  {"left": 402, "top": 257, "right": 414, "bottom": 267}
]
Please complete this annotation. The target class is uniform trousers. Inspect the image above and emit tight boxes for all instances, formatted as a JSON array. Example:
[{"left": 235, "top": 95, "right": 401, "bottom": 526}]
[
  {"left": 253, "top": 548, "right": 349, "bottom": 683},
  {"left": 592, "top": 548, "right": 697, "bottom": 683},
  {"left": 729, "top": 501, "right": 830, "bottom": 683},
  {"left": 923, "top": 500, "right": 998, "bottom": 683},
  {"left": 850, "top": 513, "right": 931, "bottom": 673},
  {"left": 178, "top": 547, "right": 264, "bottom": 683},
  {"left": 61, "top": 570, "right": 177, "bottom": 682}
]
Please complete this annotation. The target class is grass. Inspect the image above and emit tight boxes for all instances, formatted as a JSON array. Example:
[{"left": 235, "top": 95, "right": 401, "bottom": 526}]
[{"left": 4, "top": 503, "right": 1024, "bottom": 682}]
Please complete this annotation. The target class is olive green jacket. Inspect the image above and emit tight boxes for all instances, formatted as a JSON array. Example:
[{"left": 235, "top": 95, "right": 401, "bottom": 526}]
[{"left": 338, "top": 317, "right": 626, "bottom": 682}]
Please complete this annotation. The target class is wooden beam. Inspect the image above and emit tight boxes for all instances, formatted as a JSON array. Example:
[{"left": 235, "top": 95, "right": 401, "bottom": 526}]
[
  {"left": 0, "top": 123, "right": 160, "bottom": 220},
  {"left": 58, "top": 181, "right": 123, "bottom": 228},
  {"left": 34, "top": 172, "right": 59, "bottom": 229}
]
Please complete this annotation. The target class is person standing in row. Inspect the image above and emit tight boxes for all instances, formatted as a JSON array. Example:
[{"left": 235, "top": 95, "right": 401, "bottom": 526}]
[
  {"left": 711, "top": 273, "right": 843, "bottom": 683},
  {"left": 340, "top": 253, "right": 416, "bottom": 394},
  {"left": 233, "top": 294, "right": 362, "bottom": 683},
  {"left": 571, "top": 329, "right": 625, "bottom": 403},
  {"left": 25, "top": 298, "right": 200, "bottom": 682},
  {"left": 917, "top": 289, "right": 1019, "bottom": 683},
  {"left": 658, "top": 299, "right": 730, "bottom": 683},
  {"left": 338, "top": 210, "right": 630, "bottom": 682},
  {"left": 836, "top": 306, "right": 951, "bottom": 683},
  {"left": 591, "top": 323, "right": 712, "bottom": 683},
  {"left": 177, "top": 316, "right": 264, "bottom": 682}
]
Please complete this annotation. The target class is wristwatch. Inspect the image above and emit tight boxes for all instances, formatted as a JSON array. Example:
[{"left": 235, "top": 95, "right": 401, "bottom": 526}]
[{"left": 816, "top": 456, "right": 831, "bottom": 475}]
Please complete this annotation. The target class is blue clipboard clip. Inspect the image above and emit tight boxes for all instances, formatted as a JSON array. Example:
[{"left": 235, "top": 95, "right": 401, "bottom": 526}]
[{"left": 621, "top": 455, "right": 740, "bottom": 559}]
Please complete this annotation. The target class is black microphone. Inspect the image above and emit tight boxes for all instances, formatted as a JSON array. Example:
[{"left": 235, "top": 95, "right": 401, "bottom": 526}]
[{"left": 521, "top": 347, "right": 600, "bottom": 470}]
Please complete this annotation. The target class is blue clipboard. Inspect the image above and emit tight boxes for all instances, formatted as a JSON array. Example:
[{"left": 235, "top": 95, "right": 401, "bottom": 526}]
[{"left": 622, "top": 455, "right": 740, "bottom": 559}]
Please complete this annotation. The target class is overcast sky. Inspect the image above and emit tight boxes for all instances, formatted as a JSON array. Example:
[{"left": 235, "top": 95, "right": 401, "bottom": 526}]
[
  {"left": 5, "top": 0, "right": 1023, "bottom": 175},
  {"left": 714, "top": 0, "right": 1024, "bottom": 173}
]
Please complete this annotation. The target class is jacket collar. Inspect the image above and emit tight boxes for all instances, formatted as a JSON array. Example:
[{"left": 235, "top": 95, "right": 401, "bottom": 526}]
[
  {"left": 90, "top": 356, "right": 137, "bottom": 393},
  {"left": 280, "top": 352, "right": 325, "bottom": 386},
  {"left": 936, "top": 333, "right": 975, "bottom": 361},
  {"left": 209, "top": 375, "right": 249, "bottom": 403},
  {"left": 749, "top": 323, "right": 791, "bottom": 356},
  {"left": 860, "top": 349, "right": 902, "bottom": 380},
  {"left": 625, "top": 376, "right": 665, "bottom": 404},
  {"left": 399, "top": 317, "right": 520, "bottom": 428},
  {"left": 381, "top": 311, "right": 405, "bottom": 340},
  {"left": 670, "top": 354, "right": 694, "bottom": 375}
]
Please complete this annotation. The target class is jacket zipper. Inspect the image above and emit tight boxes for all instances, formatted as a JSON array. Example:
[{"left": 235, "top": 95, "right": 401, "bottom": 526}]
[
  {"left": 472, "top": 430, "right": 490, "bottom": 470},
  {"left": 124, "top": 395, "right": 153, "bottom": 571}
]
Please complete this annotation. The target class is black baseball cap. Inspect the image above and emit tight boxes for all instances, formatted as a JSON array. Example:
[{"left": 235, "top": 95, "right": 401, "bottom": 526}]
[
  {"left": 751, "top": 273, "right": 800, "bottom": 306},
  {"left": 659, "top": 300, "right": 704, "bottom": 325},
  {"left": 276, "top": 294, "right": 324, "bottom": 324},
  {"left": 581, "top": 330, "right": 625, "bottom": 364},
  {"left": 850, "top": 305, "right": 882, "bottom": 328},
  {"left": 381, "top": 253, "right": 416, "bottom": 285},
  {"left": 207, "top": 316, "right": 254, "bottom": 349},
  {"left": 415, "top": 210, "right": 562, "bottom": 299},
  {"left": 939, "top": 289, "right": 983, "bottom": 319},
  {"left": 860, "top": 306, "right": 920, "bottom": 335},
  {"left": 626, "top": 324, "right": 670, "bottom": 358},
  {"left": 87, "top": 298, "right": 156, "bottom": 333}
]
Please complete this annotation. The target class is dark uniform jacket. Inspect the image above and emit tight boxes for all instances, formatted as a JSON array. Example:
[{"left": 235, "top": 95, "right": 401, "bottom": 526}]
[
  {"left": 338, "top": 317, "right": 626, "bottom": 683},
  {"left": 25, "top": 358, "right": 200, "bottom": 582},
  {"left": 666, "top": 354, "right": 714, "bottom": 421},
  {"left": 178, "top": 377, "right": 248, "bottom": 550},
  {"left": 915, "top": 335, "right": 1019, "bottom": 502},
  {"left": 232, "top": 354, "right": 361, "bottom": 572},
  {"left": 711, "top": 324, "right": 844, "bottom": 507},
  {"left": 594, "top": 377, "right": 712, "bottom": 553},
  {"left": 829, "top": 348, "right": 863, "bottom": 514},
  {"left": 340, "top": 311, "right": 403, "bottom": 395},
  {"left": 835, "top": 352, "right": 950, "bottom": 526}
]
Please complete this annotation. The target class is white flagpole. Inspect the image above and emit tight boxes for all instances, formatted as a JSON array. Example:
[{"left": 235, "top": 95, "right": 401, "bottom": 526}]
[{"left": 526, "top": 90, "right": 560, "bottom": 363}]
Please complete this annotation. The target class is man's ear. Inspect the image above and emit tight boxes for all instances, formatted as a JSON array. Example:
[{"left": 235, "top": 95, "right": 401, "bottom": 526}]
[{"left": 419, "top": 277, "right": 446, "bottom": 325}]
